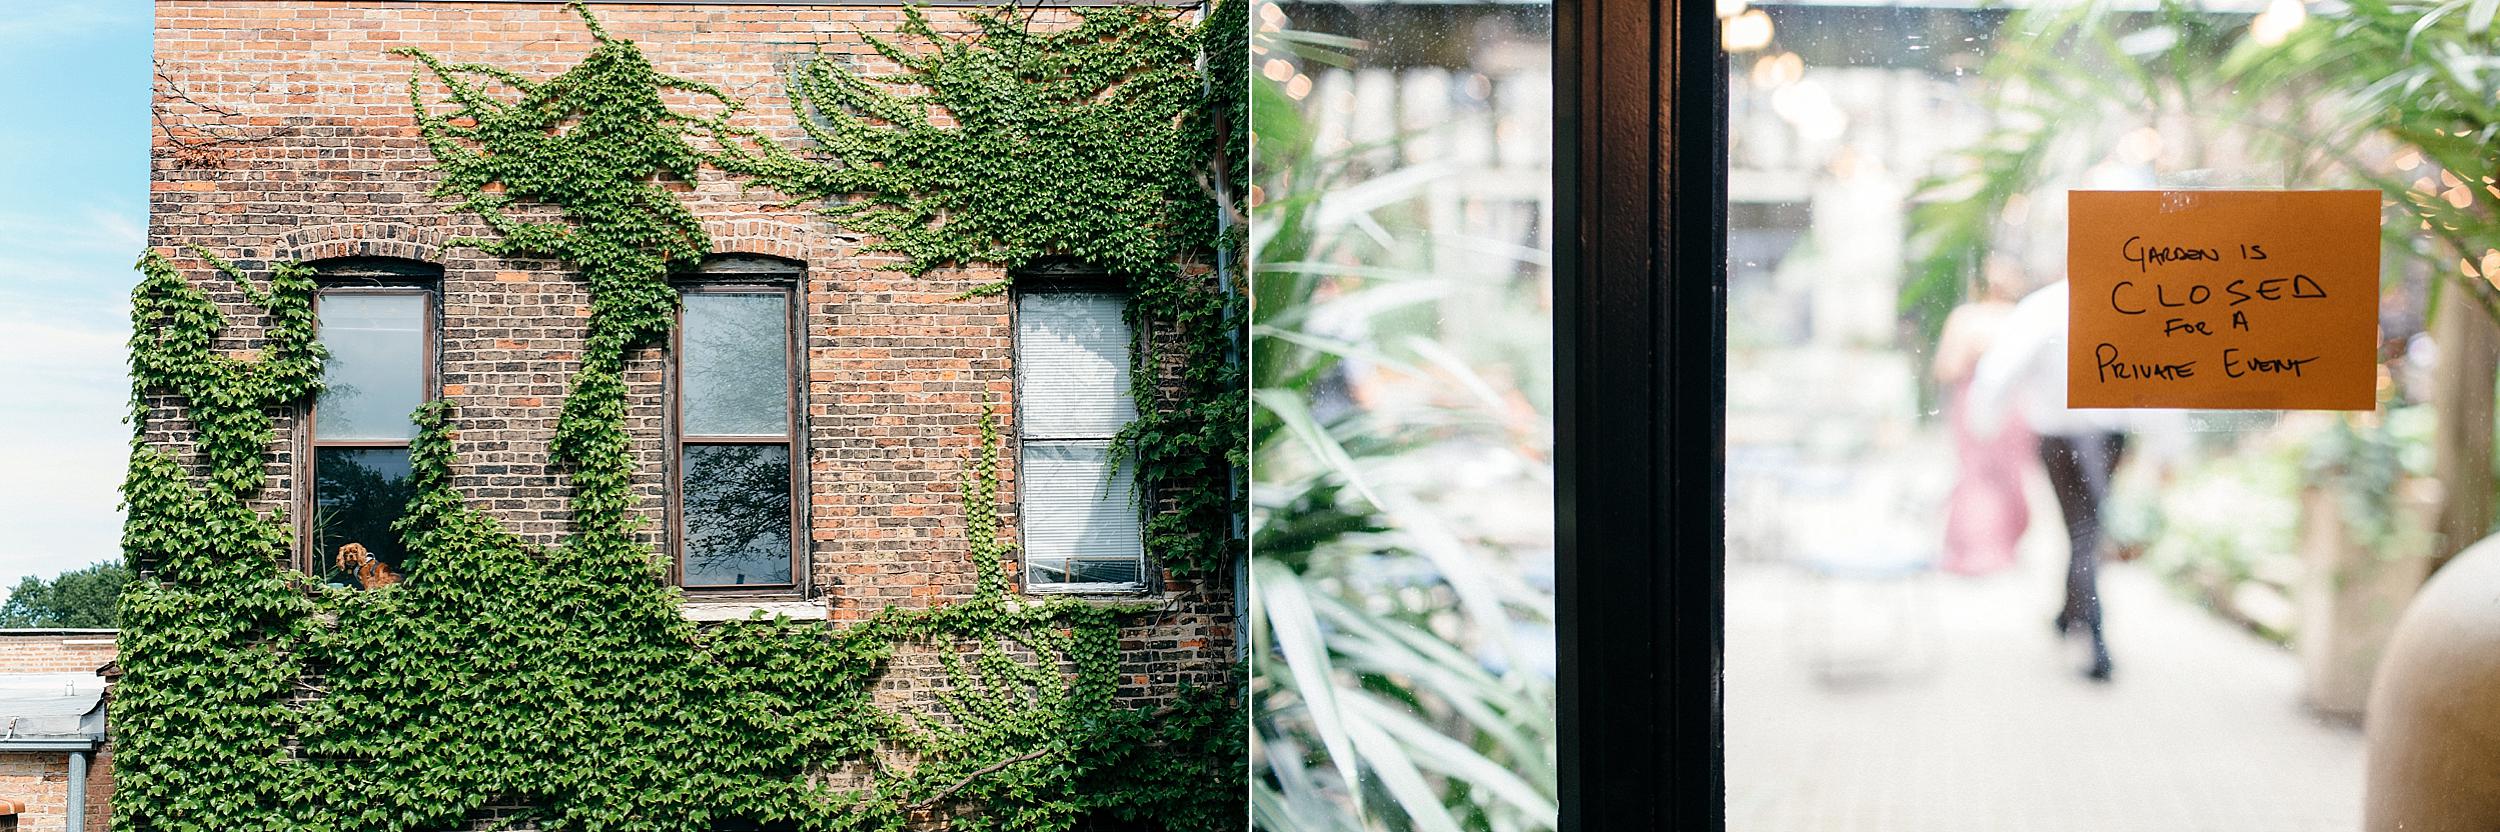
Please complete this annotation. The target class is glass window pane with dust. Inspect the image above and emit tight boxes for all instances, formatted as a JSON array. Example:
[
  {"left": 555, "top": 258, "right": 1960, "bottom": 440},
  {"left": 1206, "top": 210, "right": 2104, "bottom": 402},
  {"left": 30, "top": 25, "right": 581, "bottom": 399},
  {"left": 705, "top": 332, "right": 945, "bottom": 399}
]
[
  {"left": 1019, "top": 439, "right": 1144, "bottom": 587},
  {"left": 681, "top": 292, "right": 792, "bottom": 437},
  {"left": 313, "top": 446, "right": 415, "bottom": 575},
  {"left": 673, "top": 286, "right": 795, "bottom": 589},
  {"left": 1722, "top": 1, "right": 2480, "bottom": 828},
  {"left": 1249, "top": 1, "right": 1558, "bottom": 827},
  {"left": 1016, "top": 290, "right": 1138, "bottom": 439}
]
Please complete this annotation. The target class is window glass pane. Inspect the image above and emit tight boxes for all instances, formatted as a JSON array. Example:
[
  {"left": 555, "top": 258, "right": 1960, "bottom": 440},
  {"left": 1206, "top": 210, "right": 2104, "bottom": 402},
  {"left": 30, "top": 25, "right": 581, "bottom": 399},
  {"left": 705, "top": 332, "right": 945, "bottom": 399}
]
[
  {"left": 1012, "top": 557, "right": 1146, "bottom": 588},
  {"left": 1016, "top": 291, "right": 1137, "bottom": 438},
  {"left": 682, "top": 292, "right": 790, "bottom": 437},
  {"left": 1020, "top": 439, "right": 1143, "bottom": 581},
  {"left": 1249, "top": 1, "right": 1557, "bottom": 825},
  {"left": 315, "top": 293, "right": 424, "bottom": 441},
  {"left": 681, "top": 443, "right": 793, "bottom": 586},
  {"left": 312, "top": 447, "right": 414, "bottom": 576},
  {"left": 1027, "top": 557, "right": 1073, "bottom": 584},
  {"left": 1068, "top": 558, "right": 1144, "bottom": 585},
  {"left": 1722, "top": 1, "right": 2449, "bottom": 825}
]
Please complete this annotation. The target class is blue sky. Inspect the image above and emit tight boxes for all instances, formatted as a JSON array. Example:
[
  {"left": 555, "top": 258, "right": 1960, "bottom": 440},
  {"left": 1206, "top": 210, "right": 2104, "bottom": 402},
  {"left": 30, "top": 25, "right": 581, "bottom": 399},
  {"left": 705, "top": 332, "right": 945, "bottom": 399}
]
[{"left": 0, "top": 0, "right": 152, "bottom": 586}]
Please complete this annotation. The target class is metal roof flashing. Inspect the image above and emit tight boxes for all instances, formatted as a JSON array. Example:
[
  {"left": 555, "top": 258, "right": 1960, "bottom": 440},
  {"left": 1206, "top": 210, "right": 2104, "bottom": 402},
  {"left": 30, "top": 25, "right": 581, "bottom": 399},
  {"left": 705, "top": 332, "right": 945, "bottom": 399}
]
[{"left": 0, "top": 674, "right": 106, "bottom": 751}]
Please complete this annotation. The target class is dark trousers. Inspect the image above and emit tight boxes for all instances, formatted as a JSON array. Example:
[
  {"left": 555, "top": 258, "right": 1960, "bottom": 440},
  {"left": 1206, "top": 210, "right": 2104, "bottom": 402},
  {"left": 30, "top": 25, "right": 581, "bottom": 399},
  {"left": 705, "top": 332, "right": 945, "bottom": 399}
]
[{"left": 2039, "top": 433, "right": 2125, "bottom": 663}]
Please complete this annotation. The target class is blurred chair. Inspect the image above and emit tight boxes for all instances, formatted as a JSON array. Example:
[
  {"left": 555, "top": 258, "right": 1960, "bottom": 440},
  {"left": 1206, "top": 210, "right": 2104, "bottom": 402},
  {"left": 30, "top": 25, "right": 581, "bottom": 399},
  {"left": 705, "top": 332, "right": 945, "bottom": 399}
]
[{"left": 1781, "top": 463, "right": 1945, "bottom": 686}]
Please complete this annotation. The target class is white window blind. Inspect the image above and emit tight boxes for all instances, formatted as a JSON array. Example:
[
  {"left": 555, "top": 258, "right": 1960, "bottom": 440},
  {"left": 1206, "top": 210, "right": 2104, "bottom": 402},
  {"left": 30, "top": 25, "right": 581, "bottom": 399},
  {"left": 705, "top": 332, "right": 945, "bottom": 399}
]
[
  {"left": 1015, "top": 291, "right": 1138, "bottom": 438},
  {"left": 1016, "top": 289, "right": 1145, "bottom": 589},
  {"left": 1019, "top": 441, "right": 1145, "bottom": 585}
]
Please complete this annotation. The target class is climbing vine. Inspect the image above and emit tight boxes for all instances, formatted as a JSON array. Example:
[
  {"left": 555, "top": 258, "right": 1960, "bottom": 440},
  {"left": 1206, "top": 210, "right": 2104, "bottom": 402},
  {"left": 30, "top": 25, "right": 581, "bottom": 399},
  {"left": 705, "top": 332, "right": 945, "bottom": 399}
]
[
  {"left": 115, "top": 3, "right": 1244, "bottom": 831},
  {"left": 741, "top": 0, "right": 1249, "bottom": 576}
]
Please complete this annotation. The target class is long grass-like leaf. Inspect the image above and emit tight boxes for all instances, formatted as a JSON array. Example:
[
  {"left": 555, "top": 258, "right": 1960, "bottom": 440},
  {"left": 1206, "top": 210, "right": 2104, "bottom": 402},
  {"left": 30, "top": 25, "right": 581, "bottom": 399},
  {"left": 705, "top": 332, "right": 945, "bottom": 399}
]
[
  {"left": 1342, "top": 709, "right": 1468, "bottom": 832},
  {"left": 1256, "top": 561, "right": 1367, "bottom": 818},
  {"left": 1346, "top": 693, "right": 1559, "bottom": 823},
  {"left": 1255, "top": 389, "right": 1385, "bottom": 510}
]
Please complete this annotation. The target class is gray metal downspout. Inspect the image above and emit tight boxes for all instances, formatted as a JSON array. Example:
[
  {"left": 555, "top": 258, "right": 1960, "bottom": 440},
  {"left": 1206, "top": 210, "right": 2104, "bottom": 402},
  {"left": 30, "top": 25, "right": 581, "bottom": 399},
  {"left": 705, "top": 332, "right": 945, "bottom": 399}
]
[
  {"left": 66, "top": 749, "right": 86, "bottom": 832},
  {"left": 1192, "top": 11, "right": 1250, "bottom": 664},
  {"left": 1218, "top": 176, "right": 1246, "bottom": 665}
]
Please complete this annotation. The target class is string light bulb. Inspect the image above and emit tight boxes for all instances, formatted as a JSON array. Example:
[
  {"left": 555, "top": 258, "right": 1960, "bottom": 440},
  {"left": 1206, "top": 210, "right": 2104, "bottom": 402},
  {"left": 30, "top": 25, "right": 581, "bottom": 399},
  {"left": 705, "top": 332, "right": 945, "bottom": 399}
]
[
  {"left": 1724, "top": 10, "right": 1775, "bottom": 53},
  {"left": 2250, "top": 0, "right": 2307, "bottom": 46}
]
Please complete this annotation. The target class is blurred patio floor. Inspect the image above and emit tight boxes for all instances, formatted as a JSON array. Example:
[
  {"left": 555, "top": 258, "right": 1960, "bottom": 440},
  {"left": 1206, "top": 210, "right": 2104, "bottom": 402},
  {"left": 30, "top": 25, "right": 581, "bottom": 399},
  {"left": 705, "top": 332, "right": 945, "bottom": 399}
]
[{"left": 1726, "top": 550, "right": 2367, "bottom": 832}]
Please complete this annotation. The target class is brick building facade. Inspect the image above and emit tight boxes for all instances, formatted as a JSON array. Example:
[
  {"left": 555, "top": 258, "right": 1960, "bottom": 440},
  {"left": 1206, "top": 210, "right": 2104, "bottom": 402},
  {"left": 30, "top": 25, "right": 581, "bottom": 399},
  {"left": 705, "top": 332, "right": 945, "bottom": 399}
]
[
  {"left": 134, "top": 0, "right": 1237, "bottom": 828},
  {"left": 0, "top": 631, "right": 114, "bottom": 832}
]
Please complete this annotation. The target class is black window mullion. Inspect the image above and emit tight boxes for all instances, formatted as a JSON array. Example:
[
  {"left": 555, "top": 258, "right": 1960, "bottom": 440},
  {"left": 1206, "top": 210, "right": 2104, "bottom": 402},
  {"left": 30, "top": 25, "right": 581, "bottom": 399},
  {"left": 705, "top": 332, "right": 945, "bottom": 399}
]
[{"left": 1555, "top": 0, "right": 1727, "bottom": 827}]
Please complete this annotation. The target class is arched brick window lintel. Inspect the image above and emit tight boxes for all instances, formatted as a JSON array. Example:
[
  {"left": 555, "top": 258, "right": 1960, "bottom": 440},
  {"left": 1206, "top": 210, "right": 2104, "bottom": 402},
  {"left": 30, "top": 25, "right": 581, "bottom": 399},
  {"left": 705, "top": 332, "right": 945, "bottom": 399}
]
[{"left": 280, "top": 223, "right": 445, "bottom": 265}]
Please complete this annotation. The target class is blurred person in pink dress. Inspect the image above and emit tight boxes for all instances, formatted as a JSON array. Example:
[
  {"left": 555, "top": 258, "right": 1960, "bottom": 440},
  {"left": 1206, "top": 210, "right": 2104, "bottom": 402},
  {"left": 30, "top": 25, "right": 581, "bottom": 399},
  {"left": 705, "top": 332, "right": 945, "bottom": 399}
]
[{"left": 1934, "top": 257, "right": 2034, "bottom": 578}]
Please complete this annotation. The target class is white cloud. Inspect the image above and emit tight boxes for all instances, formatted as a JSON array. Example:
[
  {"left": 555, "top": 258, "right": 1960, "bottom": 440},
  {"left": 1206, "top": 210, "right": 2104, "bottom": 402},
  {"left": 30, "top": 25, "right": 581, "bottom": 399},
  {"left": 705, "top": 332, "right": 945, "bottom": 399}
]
[
  {"left": 79, "top": 206, "right": 144, "bottom": 252},
  {"left": 0, "top": 252, "right": 137, "bottom": 407},
  {"left": 0, "top": 201, "right": 143, "bottom": 581},
  {"left": 0, "top": 434, "right": 127, "bottom": 573},
  {"left": 0, "top": 206, "right": 146, "bottom": 283},
  {"left": 0, "top": 313, "right": 128, "bottom": 360}
]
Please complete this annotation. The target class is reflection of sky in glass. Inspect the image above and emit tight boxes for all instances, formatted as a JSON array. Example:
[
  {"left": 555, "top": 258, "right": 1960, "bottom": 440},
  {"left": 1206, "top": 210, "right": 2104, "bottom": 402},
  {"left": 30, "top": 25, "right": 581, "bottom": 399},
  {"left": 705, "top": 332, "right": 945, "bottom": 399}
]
[
  {"left": 316, "top": 293, "right": 424, "bottom": 441},
  {"left": 681, "top": 443, "right": 792, "bottom": 586},
  {"left": 681, "top": 293, "right": 788, "bottom": 436}
]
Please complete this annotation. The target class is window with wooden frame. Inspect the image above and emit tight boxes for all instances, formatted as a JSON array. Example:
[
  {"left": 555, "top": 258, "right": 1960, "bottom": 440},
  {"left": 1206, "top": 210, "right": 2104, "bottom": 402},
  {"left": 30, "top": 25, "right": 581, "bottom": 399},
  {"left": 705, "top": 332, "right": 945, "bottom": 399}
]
[
  {"left": 304, "top": 258, "right": 441, "bottom": 585},
  {"left": 669, "top": 256, "right": 803, "bottom": 593},
  {"left": 1014, "top": 267, "right": 1148, "bottom": 593}
]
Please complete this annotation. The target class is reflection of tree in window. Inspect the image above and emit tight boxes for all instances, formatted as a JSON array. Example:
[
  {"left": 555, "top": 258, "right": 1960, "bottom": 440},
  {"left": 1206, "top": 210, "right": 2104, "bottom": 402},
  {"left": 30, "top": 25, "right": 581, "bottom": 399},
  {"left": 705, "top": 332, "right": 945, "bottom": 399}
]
[
  {"left": 313, "top": 447, "right": 415, "bottom": 584},
  {"left": 681, "top": 444, "right": 792, "bottom": 585}
]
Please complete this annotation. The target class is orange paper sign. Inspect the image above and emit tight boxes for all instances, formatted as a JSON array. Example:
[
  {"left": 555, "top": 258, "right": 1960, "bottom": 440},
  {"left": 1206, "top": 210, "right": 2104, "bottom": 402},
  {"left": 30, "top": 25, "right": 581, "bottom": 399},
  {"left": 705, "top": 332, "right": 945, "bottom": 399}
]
[{"left": 2067, "top": 189, "right": 2380, "bottom": 410}]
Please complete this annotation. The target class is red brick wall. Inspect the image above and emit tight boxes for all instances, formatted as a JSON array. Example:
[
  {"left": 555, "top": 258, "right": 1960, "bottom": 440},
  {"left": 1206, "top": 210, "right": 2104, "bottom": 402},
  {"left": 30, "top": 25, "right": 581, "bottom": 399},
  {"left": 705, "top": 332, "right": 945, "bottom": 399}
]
[
  {"left": 0, "top": 754, "right": 79, "bottom": 832},
  {"left": 0, "top": 632, "right": 114, "bottom": 831},
  {"left": 0, "top": 634, "right": 113, "bottom": 677},
  {"left": 148, "top": 0, "right": 1230, "bottom": 732},
  {"left": 77, "top": 747, "right": 107, "bottom": 832},
  {"left": 0, "top": 747, "right": 113, "bottom": 832}
]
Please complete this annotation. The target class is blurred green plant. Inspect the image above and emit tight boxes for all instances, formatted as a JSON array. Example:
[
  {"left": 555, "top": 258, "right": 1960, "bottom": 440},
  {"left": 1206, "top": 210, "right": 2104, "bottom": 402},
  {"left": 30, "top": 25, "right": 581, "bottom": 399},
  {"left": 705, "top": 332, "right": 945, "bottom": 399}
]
[
  {"left": 2134, "top": 431, "right": 2307, "bottom": 641},
  {"left": 2128, "top": 407, "right": 2442, "bottom": 642},
  {"left": 1249, "top": 9, "right": 1558, "bottom": 830},
  {"left": 2304, "top": 405, "right": 2441, "bottom": 552},
  {"left": 1904, "top": 0, "right": 2500, "bottom": 348}
]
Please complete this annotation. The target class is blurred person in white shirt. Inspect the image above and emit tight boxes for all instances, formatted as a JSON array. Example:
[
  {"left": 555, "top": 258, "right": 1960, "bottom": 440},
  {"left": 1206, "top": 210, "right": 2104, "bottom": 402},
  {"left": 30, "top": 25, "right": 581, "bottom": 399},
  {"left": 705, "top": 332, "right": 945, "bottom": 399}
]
[{"left": 1969, "top": 278, "right": 2168, "bottom": 682}]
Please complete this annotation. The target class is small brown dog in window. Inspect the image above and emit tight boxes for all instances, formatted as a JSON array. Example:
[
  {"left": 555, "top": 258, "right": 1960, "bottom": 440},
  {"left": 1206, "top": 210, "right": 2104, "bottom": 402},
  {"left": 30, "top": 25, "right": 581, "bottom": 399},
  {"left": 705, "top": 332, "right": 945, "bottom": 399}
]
[{"left": 335, "top": 542, "right": 401, "bottom": 589}]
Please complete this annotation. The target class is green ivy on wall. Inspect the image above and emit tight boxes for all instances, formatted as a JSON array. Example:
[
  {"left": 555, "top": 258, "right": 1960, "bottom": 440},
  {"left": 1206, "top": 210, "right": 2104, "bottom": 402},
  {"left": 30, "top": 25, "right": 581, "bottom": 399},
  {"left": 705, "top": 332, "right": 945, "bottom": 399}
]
[
  {"left": 733, "top": 0, "right": 1249, "bottom": 576},
  {"left": 114, "top": 3, "right": 1245, "bottom": 831}
]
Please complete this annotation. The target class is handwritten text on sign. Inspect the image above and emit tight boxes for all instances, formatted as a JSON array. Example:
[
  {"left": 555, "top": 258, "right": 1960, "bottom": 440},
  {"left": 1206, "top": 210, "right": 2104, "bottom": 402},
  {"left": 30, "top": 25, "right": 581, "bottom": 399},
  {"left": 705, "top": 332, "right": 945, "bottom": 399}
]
[{"left": 2068, "top": 190, "right": 2379, "bottom": 410}]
